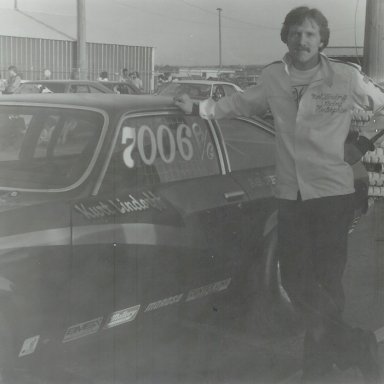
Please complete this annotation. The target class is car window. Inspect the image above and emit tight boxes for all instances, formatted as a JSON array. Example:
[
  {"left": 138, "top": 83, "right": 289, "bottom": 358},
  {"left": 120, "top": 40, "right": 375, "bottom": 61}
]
[
  {"left": 0, "top": 106, "right": 104, "bottom": 189},
  {"left": 15, "top": 84, "right": 41, "bottom": 94},
  {"left": 218, "top": 118, "right": 275, "bottom": 171},
  {"left": 158, "top": 83, "right": 211, "bottom": 100},
  {"left": 116, "top": 84, "right": 134, "bottom": 94},
  {"left": 70, "top": 85, "right": 89, "bottom": 93},
  {"left": 100, "top": 114, "right": 220, "bottom": 193},
  {"left": 212, "top": 85, "right": 225, "bottom": 101},
  {"left": 89, "top": 86, "right": 105, "bottom": 93},
  {"left": 40, "top": 83, "right": 66, "bottom": 93},
  {"left": 222, "top": 84, "right": 237, "bottom": 96}
]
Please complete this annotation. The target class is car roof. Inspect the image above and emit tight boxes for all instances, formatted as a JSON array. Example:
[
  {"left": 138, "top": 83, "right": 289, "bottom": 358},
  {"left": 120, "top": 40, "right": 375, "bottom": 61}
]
[
  {"left": 22, "top": 80, "right": 110, "bottom": 84},
  {"left": 99, "top": 80, "right": 142, "bottom": 93},
  {"left": 0, "top": 93, "right": 179, "bottom": 114},
  {"left": 19, "top": 80, "right": 114, "bottom": 93},
  {"left": 174, "top": 80, "right": 238, "bottom": 86}
]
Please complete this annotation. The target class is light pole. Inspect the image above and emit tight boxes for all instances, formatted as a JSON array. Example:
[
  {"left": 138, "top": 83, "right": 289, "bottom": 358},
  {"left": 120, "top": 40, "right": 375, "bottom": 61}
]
[
  {"left": 216, "top": 8, "right": 222, "bottom": 71},
  {"left": 77, "top": 0, "right": 88, "bottom": 80},
  {"left": 363, "top": 0, "right": 384, "bottom": 82}
]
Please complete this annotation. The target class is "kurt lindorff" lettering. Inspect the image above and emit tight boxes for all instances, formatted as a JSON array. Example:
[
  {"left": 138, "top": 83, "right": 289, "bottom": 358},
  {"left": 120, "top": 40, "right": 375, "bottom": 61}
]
[{"left": 74, "top": 191, "right": 166, "bottom": 220}]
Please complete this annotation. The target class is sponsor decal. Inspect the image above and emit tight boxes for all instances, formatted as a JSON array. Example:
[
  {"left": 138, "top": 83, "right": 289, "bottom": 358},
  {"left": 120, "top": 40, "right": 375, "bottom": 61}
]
[
  {"left": 19, "top": 335, "right": 40, "bottom": 357},
  {"left": 264, "top": 175, "right": 277, "bottom": 186},
  {"left": 145, "top": 294, "right": 183, "bottom": 312},
  {"left": 247, "top": 175, "right": 264, "bottom": 189},
  {"left": 104, "top": 305, "right": 140, "bottom": 329},
  {"left": 74, "top": 191, "right": 166, "bottom": 220},
  {"left": 312, "top": 93, "right": 348, "bottom": 113},
  {"left": 63, "top": 317, "right": 103, "bottom": 343},
  {"left": 186, "top": 278, "right": 232, "bottom": 302}
]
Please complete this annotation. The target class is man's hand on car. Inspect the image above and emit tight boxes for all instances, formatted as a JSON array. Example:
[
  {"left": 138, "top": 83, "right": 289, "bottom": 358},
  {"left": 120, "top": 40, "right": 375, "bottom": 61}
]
[{"left": 173, "top": 94, "right": 193, "bottom": 114}]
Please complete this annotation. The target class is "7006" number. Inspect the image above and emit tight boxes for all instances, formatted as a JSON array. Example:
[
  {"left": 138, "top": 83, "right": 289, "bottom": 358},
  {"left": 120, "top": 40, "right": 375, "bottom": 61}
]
[{"left": 122, "top": 124, "right": 194, "bottom": 168}]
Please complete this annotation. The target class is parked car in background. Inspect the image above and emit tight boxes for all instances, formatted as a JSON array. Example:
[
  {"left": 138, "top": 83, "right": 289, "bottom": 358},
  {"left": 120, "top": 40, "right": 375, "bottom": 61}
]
[
  {"left": 234, "top": 75, "right": 260, "bottom": 89},
  {"left": 156, "top": 80, "right": 243, "bottom": 101},
  {"left": 14, "top": 80, "right": 114, "bottom": 94},
  {"left": 0, "top": 93, "right": 368, "bottom": 383},
  {"left": 100, "top": 80, "right": 143, "bottom": 95}
]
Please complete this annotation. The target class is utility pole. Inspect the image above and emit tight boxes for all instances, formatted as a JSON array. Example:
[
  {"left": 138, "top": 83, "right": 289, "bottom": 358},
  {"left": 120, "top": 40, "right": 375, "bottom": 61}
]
[
  {"left": 216, "top": 8, "right": 222, "bottom": 71},
  {"left": 77, "top": 0, "right": 88, "bottom": 80},
  {"left": 363, "top": 0, "right": 384, "bottom": 82}
]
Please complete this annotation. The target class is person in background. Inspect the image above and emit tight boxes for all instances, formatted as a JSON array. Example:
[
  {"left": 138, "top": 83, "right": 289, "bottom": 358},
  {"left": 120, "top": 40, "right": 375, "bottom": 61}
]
[
  {"left": 98, "top": 71, "right": 109, "bottom": 81},
  {"left": 119, "top": 68, "right": 130, "bottom": 82},
  {"left": 129, "top": 71, "right": 143, "bottom": 90},
  {"left": 175, "top": 6, "right": 384, "bottom": 384},
  {"left": 4, "top": 65, "right": 21, "bottom": 94},
  {"left": 43, "top": 68, "right": 52, "bottom": 80}
]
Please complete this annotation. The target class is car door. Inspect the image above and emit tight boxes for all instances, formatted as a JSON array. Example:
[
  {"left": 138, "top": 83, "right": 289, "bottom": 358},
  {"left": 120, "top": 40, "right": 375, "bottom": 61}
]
[
  {"left": 70, "top": 110, "right": 251, "bottom": 381},
  {"left": 214, "top": 117, "right": 277, "bottom": 274}
]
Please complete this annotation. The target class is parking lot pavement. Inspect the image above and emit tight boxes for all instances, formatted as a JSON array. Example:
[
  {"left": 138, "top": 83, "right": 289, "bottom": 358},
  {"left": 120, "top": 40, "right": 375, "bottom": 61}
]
[{"left": 279, "top": 339, "right": 384, "bottom": 384}]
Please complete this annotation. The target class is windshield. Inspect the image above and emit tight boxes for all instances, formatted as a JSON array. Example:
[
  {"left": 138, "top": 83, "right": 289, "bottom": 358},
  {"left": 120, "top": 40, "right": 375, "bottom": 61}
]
[
  {"left": 0, "top": 106, "right": 104, "bottom": 190},
  {"left": 158, "top": 83, "right": 211, "bottom": 100}
]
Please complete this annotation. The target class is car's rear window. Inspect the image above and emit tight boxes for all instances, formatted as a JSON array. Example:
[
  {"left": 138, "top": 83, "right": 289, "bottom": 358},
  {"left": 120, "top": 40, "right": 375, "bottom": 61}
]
[
  {"left": 101, "top": 113, "right": 220, "bottom": 192},
  {"left": 0, "top": 106, "right": 104, "bottom": 190},
  {"left": 17, "top": 83, "right": 66, "bottom": 93}
]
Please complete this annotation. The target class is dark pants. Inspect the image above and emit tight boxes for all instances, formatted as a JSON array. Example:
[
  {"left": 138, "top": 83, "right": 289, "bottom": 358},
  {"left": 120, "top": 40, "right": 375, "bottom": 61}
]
[{"left": 278, "top": 193, "right": 356, "bottom": 375}]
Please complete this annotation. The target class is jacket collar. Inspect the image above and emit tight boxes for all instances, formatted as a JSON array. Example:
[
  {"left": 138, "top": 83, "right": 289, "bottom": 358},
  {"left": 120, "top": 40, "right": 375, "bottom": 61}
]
[{"left": 282, "top": 52, "right": 334, "bottom": 87}]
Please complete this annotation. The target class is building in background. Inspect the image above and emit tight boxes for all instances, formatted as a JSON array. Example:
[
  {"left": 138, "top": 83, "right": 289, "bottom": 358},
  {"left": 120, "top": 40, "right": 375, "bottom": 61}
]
[
  {"left": 0, "top": 7, "right": 155, "bottom": 92},
  {"left": 177, "top": 68, "right": 236, "bottom": 80}
]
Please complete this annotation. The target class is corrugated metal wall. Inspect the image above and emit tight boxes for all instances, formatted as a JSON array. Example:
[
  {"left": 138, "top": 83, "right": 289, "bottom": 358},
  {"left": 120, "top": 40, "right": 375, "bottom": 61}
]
[
  {"left": 0, "top": 36, "right": 73, "bottom": 80},
  {"left": 87, "top": 43, "right": 154, "bottom": 91},
  {"left": 0, "top": 35, "right": 154, "bottom": 91}
]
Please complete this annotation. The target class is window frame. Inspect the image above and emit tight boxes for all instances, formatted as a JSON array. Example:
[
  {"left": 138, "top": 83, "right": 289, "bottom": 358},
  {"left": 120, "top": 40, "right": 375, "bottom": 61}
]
[{"left": 213, "top": 116, "right": 275, "bottom": 173}]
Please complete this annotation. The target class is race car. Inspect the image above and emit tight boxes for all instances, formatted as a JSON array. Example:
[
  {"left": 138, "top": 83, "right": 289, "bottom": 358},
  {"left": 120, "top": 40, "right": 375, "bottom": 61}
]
[{"left": 0, "top": 93, "right": 368, "bottom": 383}]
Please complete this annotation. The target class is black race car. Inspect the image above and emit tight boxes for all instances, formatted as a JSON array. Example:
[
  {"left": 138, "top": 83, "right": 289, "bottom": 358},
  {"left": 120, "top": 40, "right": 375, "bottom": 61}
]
[{"left": 0, "top": 93, "right": 368, "bottom": 382}]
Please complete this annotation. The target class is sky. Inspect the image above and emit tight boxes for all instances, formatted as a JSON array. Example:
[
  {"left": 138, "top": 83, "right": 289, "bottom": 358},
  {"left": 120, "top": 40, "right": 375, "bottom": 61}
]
[{"left": 0, "top": 0, "right": 367, "bottom": 66}]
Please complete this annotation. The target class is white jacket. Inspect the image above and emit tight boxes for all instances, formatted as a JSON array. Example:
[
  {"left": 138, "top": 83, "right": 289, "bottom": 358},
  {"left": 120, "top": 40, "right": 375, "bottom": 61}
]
[{"left": 200, "top": 53, "right": 384, "bottom": 200}]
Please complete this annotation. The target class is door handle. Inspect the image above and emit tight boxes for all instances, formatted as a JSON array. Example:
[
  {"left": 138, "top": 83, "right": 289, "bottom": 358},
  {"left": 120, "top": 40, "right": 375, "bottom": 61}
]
[{"left": 224, "top": 190, "right": 245, "bottom": 202}]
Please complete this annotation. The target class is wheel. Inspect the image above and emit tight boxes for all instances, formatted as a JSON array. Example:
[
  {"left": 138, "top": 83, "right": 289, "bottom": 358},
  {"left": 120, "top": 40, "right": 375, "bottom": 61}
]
[
  {"left": 253, "top": 228, "right": 300, "bottom": 334},
  {"left": 261, "top": 228, "right": 290, "bottom": 302}
]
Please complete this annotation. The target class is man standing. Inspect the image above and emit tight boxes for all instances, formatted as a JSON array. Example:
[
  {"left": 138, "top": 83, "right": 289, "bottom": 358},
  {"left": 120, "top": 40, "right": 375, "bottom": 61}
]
[
  {"left": 4, "top": 65, "right": 21, "bottom": 94},
  {"left": 119, "top": 68, "right": 130, "bottom": 82},
  {"left": 175, "top": 6, "right": 384, "bottom": 383}
]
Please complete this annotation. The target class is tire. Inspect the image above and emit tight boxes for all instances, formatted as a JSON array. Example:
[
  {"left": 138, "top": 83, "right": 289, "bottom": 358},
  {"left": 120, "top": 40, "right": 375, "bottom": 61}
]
[{"left": 259, "top": 228, "right": 299, "bottom": 329}]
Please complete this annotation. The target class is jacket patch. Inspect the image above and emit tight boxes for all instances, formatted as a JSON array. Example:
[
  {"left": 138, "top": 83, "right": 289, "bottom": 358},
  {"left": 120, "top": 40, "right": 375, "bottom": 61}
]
[{"left": 312, "top": 92, "right": 348, "bottom": 113}]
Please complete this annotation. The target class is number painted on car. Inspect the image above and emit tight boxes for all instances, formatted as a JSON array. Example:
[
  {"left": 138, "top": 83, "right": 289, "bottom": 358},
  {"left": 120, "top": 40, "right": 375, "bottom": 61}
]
[{"left": 122, "top": 124, "right": 194, "bottom": 168}]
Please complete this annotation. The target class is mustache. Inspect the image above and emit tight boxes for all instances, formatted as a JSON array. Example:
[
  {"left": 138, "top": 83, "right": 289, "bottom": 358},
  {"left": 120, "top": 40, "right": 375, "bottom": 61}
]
[{"left": 295, "top": 46, "right": 310, "bottom": 52}]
